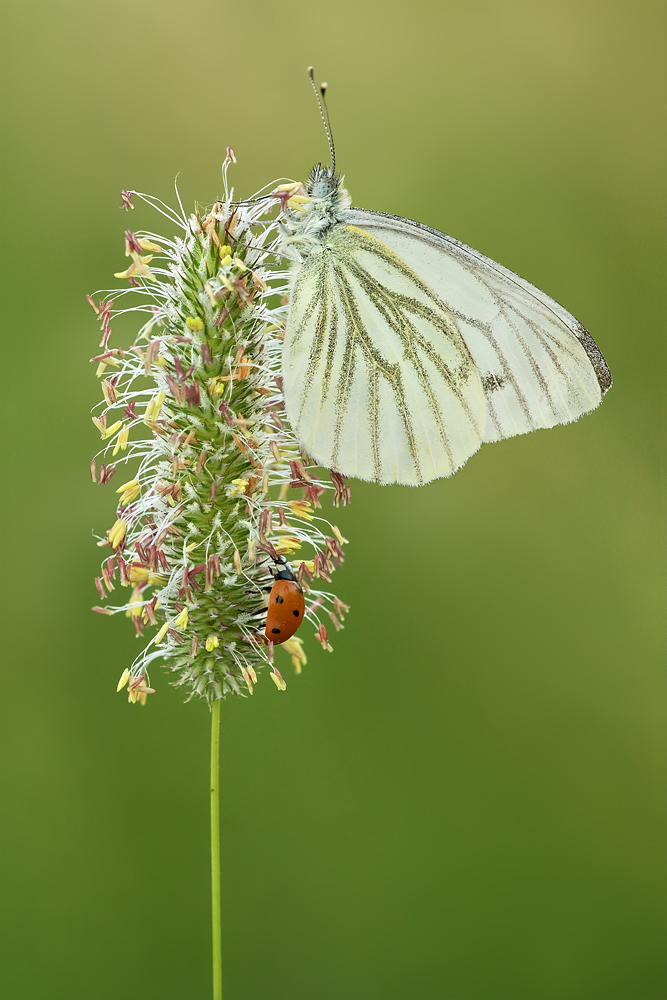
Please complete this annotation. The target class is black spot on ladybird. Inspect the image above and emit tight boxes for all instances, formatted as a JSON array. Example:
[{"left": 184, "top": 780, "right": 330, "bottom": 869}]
[
  {"left": 275, "top": 595, "right": 284, "bottom": 604},
  {"left": 271, "top": 627, "right": 281, "bottom": 635},
  {"left": 293, "top": 609, "right": 300, "bottom": 616}
]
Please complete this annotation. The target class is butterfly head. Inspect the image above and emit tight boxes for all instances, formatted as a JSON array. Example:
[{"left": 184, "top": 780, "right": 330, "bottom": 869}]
[
  {"left": 306, "top": 163, "right": 340, "bottom": 199},
  {"left": 279, "top": 164, "right": 351, "bottom": 258},
  {"left": 305, "top": 163, "right": 351, "bottom": 215}
]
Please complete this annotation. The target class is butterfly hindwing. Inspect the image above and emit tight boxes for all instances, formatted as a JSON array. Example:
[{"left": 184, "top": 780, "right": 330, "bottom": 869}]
[{"left": 283, "top": 224, "right": 487, "bottom": 485}]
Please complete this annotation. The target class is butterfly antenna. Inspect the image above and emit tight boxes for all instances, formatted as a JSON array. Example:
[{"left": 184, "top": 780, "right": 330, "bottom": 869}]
[{"left": 308, "top": 66, "right": 336, "bottom": 175}]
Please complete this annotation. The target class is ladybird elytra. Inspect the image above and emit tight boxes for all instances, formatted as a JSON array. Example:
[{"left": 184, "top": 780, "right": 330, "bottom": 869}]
[{"left": 264, "top": 578, "right": 305, "bottom": 644}]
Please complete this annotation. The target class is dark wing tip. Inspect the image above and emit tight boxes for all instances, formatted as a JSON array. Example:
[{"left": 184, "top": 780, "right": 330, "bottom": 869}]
[{"left": 574, "top": 321, "right": 613, "bottom": 395}]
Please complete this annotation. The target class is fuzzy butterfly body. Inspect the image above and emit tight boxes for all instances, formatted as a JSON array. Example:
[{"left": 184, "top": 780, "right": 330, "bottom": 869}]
[{"left": 279, "top": 165, "right": 611, "bottom": 486}]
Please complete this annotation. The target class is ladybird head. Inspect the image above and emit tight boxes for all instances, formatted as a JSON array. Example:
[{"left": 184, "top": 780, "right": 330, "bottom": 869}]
[{"left": 271, "top": 555, "right": 297, "bottom": 582}]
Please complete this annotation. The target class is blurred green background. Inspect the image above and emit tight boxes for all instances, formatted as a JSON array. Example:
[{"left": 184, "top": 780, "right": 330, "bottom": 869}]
[{"left": 1, "top": 2, "right": 664, "bottom": 998}]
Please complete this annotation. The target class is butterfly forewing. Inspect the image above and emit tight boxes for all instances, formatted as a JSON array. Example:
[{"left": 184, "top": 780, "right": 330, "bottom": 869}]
[
  {"left": 284, "top": 224, "right": 486, "bottom": 485},
  {"left": 346, "top": 209, "right": 611, "bottom": 446}
]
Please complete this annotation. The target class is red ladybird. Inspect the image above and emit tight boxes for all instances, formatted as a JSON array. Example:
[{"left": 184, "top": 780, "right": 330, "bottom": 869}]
[{"left": 264, "top": 559, "right": 305, "bottom": 644}]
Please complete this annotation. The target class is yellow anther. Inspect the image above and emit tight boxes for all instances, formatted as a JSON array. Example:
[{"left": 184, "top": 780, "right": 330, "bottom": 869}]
[
  {"left": 247, "top": 665, "right": 257, "bottom": 684},
  {"left": 101, "top": 380, "right": 116, "bottom": 405},
  {"left": 208, "top": 377, "right": 225, "bottom": 397},
  {"left": 220, "top": 254, "right": 233, "bottom": 267},
  {"left": 116, "top": 479, "right": 141, "bottom": 505},
  {"left": 125, "top": 586, "right": 143, "bottom": 618},
  {"left": 227, "top": 479, "right": 248, "bottom": 497},
  {"left": 282, "top": 635, "right": 306, "bottom": 661},
  {"left": 219, "top": 245, "right": 232, "bottom": 257},
  {"left": 287, "top": 500, "right": 314, "bottom": 521},
  {"left": 144, "top": 391, "right": 166, "bottom": 424},
  {"left": 273, "top": 536, "right": 302, "bottom": 555},
  {"left": 117, "top": 668, "right": 131, "bottom": 692},
  {"left": 128, "top": 565, "right": 150, "bottom": 584},
  {"left": 205, "top": 636, "right": 219, "bottom": 652},
  {"left": 270, "top": 671, "right": 287, "bottom": 691},
  {"left": 154, "top": 621, "right": 170, "bottom": 644},
  {"left": 112, "top": 423, "right": 129, "bottom": 456},
  {"left": 287, "top": 195, "right": 311, "bottom": 212},
  {"left": 233, "top": 549, "right": 242, "bottom": 575},
  {"left": 114, "top": 252, "right": 156, "bottom": 282},
  {"left": 186, "top": 317, "right": 204, "bottom": 332},
  {"left": 94, "top": 418, "right": 122, "bottom": 440},
  {"left": 332, "top": 525, "right": 349, "bottom": 545},
  {"left": 173, "top": 608, "right": 189, "bottom": 630},
  {"left": 240, "top": 666, "right": 254, "bottom": 694},
  {"left": 282, "top": 635, "right": 307, "bottom": 675},
  {"left": 108, "top": 518, "right": 127, "bottom": 549},
  {"left": 118, "top": 487, "right": 140, "bottom": 506},
  {"left": 137, "top": 238, "right": 162, "bottom": 252},
  {"left": 294, "top": 559, "right": 315, "bottom": 573},
  {"left": 116, "top": 478, "right": 139, "bottom": 494},
  {"left": 126, "top": 673, "right": 155, "bottom": 705}
]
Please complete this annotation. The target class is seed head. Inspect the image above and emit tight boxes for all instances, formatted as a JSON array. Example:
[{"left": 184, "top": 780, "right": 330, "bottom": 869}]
[{"left": 90, "top": 155, "right": 350, "bottom": 704}]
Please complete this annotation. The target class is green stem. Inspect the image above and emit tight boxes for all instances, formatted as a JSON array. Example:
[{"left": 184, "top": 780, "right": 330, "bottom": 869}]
[{"left": 210, "top": 698, "right": 222, "bottom": 1000}]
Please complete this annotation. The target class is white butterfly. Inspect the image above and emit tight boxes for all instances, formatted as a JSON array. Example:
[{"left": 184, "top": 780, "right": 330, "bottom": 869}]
[{"left": 279, "top": 83, "right": 611, "bottom": 486}]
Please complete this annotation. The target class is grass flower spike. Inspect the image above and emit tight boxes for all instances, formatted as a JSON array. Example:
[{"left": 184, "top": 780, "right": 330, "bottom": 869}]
[{"left": 89, "top": 153, "right": 350, "bottom": 706}]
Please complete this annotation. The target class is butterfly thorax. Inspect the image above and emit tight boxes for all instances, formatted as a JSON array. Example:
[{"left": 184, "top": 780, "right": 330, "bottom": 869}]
[{"left": 281, "top": 164, "right": 352, "bottom": 260}]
